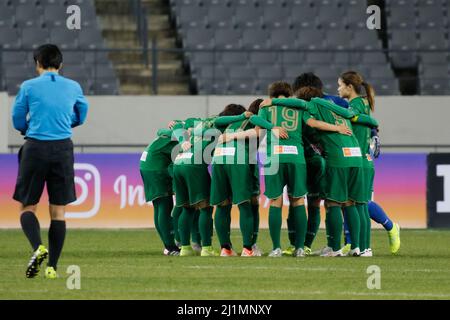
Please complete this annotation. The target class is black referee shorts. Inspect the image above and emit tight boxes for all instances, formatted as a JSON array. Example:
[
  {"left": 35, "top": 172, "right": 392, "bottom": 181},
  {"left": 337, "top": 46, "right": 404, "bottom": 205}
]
[{"left": 13, "top": 138, "right": 77, "bottom": 206}]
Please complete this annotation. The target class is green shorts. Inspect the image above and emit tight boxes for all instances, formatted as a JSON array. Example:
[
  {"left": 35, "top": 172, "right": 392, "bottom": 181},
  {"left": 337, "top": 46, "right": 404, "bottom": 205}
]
[
  {"left": 263, "top": 163, "right": 307, "bottom": 200},
  {"left": 306, "top": 155, "right": 326, "bottom": 198},
  {"left": 323, "top": 166, "right": 366, "bottom": 203},
  {"left": 140, "top": 169, "right": 172, "bottom": 202},
  {"left": 364, "top": 166, "right": 375, "bottom": 202},
  {"left": 173, "top": 164, "right": 211, "bottom": 207},
  {"left": 210, "top": 164, "right": 257, "bottom": 205}
]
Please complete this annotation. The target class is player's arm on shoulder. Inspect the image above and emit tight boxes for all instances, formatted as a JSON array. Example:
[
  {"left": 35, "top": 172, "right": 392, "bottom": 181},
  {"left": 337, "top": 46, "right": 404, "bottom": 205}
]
[
  {"left": 12, "top": 84, "right": 29, "bottom": 135},
  {"left": 312, "top": 97, "right": 355, "bottom": 119},
  {"left": 271, "top": 98, "right": 308, "bottom": 110},
  {"left": 214, "top": 113, "right": 248, "bottom": 127},
  {"left": 306, "top": 117, "right": 352, "bottom": 136},
  {"left": 351, "top": 114, "right": 379, "bottom": 129}
]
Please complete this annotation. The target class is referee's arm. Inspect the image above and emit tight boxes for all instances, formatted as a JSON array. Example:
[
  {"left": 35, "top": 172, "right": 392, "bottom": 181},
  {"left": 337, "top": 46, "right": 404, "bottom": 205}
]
[
  {"left": 71, "top": 84, "right": 89, "bottom": 128},
  {"left": 12, "top": 85, "right": 30, "bottom": 136}
]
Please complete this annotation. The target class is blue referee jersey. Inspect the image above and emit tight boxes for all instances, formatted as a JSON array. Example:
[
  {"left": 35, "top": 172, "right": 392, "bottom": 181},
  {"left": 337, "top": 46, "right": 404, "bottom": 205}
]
[{"left": 12, "top": 71, "right": 89, "bottom": 140}]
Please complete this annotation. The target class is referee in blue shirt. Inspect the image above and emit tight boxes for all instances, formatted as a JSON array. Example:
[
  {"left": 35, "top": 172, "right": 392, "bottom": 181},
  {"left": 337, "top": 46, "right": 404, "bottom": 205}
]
[{"left": 12, "top": 44, "right": 89, "bottom": 279}]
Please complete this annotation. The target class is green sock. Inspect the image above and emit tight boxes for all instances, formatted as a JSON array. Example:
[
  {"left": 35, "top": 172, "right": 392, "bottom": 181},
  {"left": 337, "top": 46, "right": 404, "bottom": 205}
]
[
  {"left": 287, "top": 206, "right": 295, "bottom": 247},
  {"left": 251, "top": 204, "right": 259, "bottom": 245},
  {"left": 155, "top": 196, "right": 175, "bottom": 247},
  {"left": 344, "top": 205, "right": 361, "bottom": 250},
  {"left": 214, "top": 205, "right": 232, "bottom": 247},
  {"left": 171, "top": 206, "right": 183, "bottom": 244},
  {"left": 179, "top": 207, "right": 194, "bottom": 246},
  {"left": 269, "top": 206, "right": 282, "bottom": 250},
  {"left": 199, "top": 207, "right": 213, "bottom": 247},
  {"left": 356, "top": 204, "right": 367, "bottom": 251},
  {"left": 238, "top": 202, "right": 254, "bottom": 249},
  {"left": 191, "top": 210, "right": 201, "bottom": 244},
  {"left": 326, "top": 206, "right": 343, "bottom": 251},
  {"left": 293, "top": 205, "right": 307, "bottom": 250},
  {"left": 305, "top": 205, "right": 320, "bottom": 248},
  {"left": 365, "top": 205, "right": 371, "bottom": 249},
  {"left": 152, "top": 200, "right": 162, "bottom": 242}
]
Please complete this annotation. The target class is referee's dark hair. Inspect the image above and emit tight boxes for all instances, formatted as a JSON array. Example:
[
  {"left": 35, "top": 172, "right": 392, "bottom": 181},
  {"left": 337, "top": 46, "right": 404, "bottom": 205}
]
[
  {"left": 33, "top": 44, "right": 63, "bottom": 70},
  {"left": 293, "top": 72, "right": 323, "bottom": 92}
]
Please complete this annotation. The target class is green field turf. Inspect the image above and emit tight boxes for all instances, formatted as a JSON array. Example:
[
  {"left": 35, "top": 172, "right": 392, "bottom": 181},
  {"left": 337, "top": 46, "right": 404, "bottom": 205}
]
[{"left": 1, "top": 228, "right": 450, "bottom": 300}]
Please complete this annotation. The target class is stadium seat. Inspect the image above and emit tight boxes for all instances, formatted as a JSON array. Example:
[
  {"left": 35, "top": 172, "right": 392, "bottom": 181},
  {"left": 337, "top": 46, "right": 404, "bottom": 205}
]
[
  {"left": 418, "top": 29, "right": 449, "bottom": 50},
  {"left": 370, "top": 78, "right": 401, "bottom": 95},
  {"left": 205, "top": 5, "right": 235, "bottom": 29},
  {"left": 0, "top": 4, "right": 15, "bottom": 27},
  {"left": 241, "top": 29, "right": 270, "bottom": 50},
  {"left": 290, "top": 5, "right": 318, "bottom": 29},
  {"left": 78, "top": 28, "right": 105, "bottom": 49},
  {"left": 50, "top": 29, "right": 80, "bottom": 50},
  {"left": 43, "top": 4, "right": 68, "bottom": 27},
  {"left": 15, "top": 4, "right": 43, "bottom": 27},
  {"left": 417, "top": 4, "right": 447, "bottom": 29},
  {"left": 228, "top": 79, "right": 256, "bottom": 95},
  {"left": 270, "top": 29, "right": 298, "bottom": 50},
  {"left": 324, "top": 30, "right": 352, "bottom": 50},
  {"left": 316, "top": 7, "right": 347, "bottom": 29},
  {"left": 279, "top": 52, "right": 305, "bottom": 65},
  {"left": 297, "top": 30, "right": 325, "bottom": 50},
  {"left": 229, "top": 66, "right": 256, "bottom": 80},
  {"left": 420, "top": 78, "right": 450, "bottom": 95},
  {"left": 219, "top": 52, "right": 249, "bottom": 65},
  {"left": 92, "top": 80, "right": 120, "bottom": 95},
  {"left": 256, "top": 65, "right": 284, "bottom": 81},
  {"left": 249, "top": 52, "right": 278, "bottom": 65},
  {"left": 176, "top": 6, "right": 207, "bottom": 29},
  {"left": 0, "top": 27, "right": 21, "bottom": 49},
  {"left": 21, "top": 27, "right": 50, "bottom": 49},
  {"left": 420, "top": 65, "right": 450, "bottom": 79},
  {"left": 420, "top": 52, "right": 448, "bottom": 65},
  {"left": 214, "top": 29, "right": 242, "bottom": 50},
  {"left": 233, "top": 4, "right": 263, "bottom": 29},
  {"left": 261, "top": 7, "right": 292, "bottom": 29},
  {"left": 183, "top": 28, "right": 214, "bottom": 50},
  {"left": 352, "top": 29, "right": 382, "bottom": 50},
  {"left": 388, "top": 29, "right": 418, "bottom": 68}
]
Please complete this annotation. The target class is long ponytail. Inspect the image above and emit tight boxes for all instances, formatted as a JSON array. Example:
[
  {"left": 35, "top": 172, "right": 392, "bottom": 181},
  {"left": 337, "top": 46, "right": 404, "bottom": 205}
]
[{"left": 362, "top": 81, "right": 375, "bottom": 112}]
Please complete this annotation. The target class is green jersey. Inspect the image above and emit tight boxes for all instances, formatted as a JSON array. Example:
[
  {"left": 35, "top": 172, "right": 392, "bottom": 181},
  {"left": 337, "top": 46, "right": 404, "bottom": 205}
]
[
  {"left": 349, "top": 97, "right": 374, "bottom": 168},
  {"left": 174, "top": 117, "right": 218, "bottom": 166},
  {"left": 307, "top": 99, "right": 363, "bottom": 168},
  {"left": 212, "top": 118, "right": 255, "bottom": 165},
  {"left": 212, "top": 114, "right": 274, "bottom": 165},
  {"left": 139, "top": 118, "right": 198, "bottom": 171},
  {"left": 258, "top": 103, "right": 313, "bottom": 165}
]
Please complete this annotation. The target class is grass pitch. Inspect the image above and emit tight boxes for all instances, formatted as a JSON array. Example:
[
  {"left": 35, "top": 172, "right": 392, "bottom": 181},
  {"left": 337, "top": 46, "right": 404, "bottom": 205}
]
[{"left": 1, "top": 228, "right": 450, "bottom": 300}]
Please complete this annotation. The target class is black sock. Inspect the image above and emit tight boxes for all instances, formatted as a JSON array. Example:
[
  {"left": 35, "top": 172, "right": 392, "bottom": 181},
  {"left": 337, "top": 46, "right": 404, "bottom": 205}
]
[
  {"left": 20, "top": 211, "right": 42, "bottom": 251},
  {"left": 48, "top": 220, "right": 66, "bottom": 270}
]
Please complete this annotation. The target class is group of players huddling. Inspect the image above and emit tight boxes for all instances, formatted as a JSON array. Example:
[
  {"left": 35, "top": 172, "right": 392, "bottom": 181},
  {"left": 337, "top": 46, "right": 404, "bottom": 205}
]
[{"left": 140, "top": 71, "right": 401, "bottom": 258}]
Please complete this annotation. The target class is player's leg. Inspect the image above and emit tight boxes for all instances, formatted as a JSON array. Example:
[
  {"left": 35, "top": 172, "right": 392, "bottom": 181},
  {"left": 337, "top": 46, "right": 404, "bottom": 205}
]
[
  {"left": 171, "top": 205, "right": 182, "bottom": 246},
  {"left": 45, "top": 205, "right": 66, "bottom": 278},
  {"left": 318, "top": 166, "right": 347, "bottom": 256},
  {"left": 215, "top": 201, "right": 235, "bottom": 255},
  {"left": 13, "top": 141, "right": 49, "bottom": 278},
  {"left": 154, "top": 196, "right": 179, "bottom": 255},
  {"left": 343, "top": 201, "right": 360, "bottom": 253},
  {"left": 250, "top": 196, "right": 260, "bottom": 247},
  {"left": 305, "top": 196, "right": 321, "bottom": 251},
  {"left": 368, "top": 201, "right": 394, "bottom": 230},
  {"left": 210, "top": 164, "right": 234, "bottom": 255},
  {"left": 264, "top": 164, "right": 285, "bottom": 257},
  {"left": 268, "top": 196, "right": 283, "bottom": 256},
  {"left": 179, "top": 206, "right": 197, "bottom": 256},
  {"left": 191, "top": 210, "right": 201, "bottom": 251},
  {"left": 197, "top": 201, "right": 215, "bottom": 256},
  {"left": 45, "top": 139, "right": 77, "bottom": 277},
  {"left": 229, "top": 165, "right": 257, "bottom": 256},
  {"left": 287, "top": 163, "right": 308, "bottom": 257},
  {"left": 285, "top": 206, "right": 296, "bottom": 255}
]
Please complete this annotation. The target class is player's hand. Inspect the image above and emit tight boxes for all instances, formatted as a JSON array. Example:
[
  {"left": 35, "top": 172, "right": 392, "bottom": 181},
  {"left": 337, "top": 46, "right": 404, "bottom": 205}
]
[
  {"left": 243, "top": 111, "right": 253, "bottom": 118},
  {"left": 259, "top": 99, "right": 272, "bottom": 108},
  {"left": 168, "top": 121, "right": 176, "bottom": 129},
  {"left": 337, "top": 124, "right": 352, "bottom": 136},
  {"left": 181, "top": 141, "right": 192, "bottom": 151},
  {"left": 272, "top": 126, "right": 289, "bottom": 139}
]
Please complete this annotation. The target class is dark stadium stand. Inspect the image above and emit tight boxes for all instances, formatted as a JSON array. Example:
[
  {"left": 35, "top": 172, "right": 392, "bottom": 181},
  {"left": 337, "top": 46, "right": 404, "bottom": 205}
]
[
  {"left": 0, "top": 0, "right": 120, "bottom": 95},
  {"left": 1, "top": 0, "right": 449, "bottom": 96},
  {"left": 170, "top": 0, "right": 449, "bottom": 95}
]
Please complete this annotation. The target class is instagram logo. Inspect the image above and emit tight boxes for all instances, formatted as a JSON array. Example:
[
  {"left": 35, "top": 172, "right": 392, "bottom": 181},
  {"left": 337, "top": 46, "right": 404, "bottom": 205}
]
[{"left": 66, "top": 163, "right": 101, "bottom": 219}]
